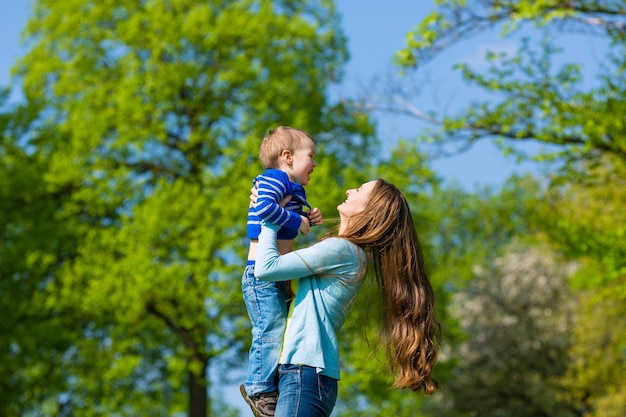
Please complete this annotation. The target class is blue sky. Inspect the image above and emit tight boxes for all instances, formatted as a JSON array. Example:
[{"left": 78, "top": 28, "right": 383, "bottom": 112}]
[
  {"left": 334, "top": 1, "right": 535, "bottom": 189},
  {"left": 0, "top": 2, "right": 29, "bottom": 86}
]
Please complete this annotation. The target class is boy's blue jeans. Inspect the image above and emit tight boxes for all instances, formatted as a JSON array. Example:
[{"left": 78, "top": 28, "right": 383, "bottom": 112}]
[
  {"left": 242, "top": 263, "right": 288, "bottom": 397},
  {"left": 275, "top": 364, "right": 338, "bottom": 417}
]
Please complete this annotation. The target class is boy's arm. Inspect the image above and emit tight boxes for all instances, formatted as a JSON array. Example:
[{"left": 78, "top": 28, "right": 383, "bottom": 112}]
[{"left": 255, "top": 174, "right": 302, "bottom": 231}]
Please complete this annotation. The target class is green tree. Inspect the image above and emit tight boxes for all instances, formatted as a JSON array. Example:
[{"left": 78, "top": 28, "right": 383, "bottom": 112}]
[
  {"left": 536, "top": 173, "right": 626, "bottom": 416},
  {"left": 440, "top": 243, "right": 578, "bottom": 417},
  {"left": 4, "top": 1, "right": 375, "bottom": 416},
  {"left": 0, "top": 90, "right": 88, "bottom": 415},
  {"left": 563, "top": 283, "right": 626, "bottom": 417},
  {"left": 392, "top": 0, "right": 626, "bottom": 182}
]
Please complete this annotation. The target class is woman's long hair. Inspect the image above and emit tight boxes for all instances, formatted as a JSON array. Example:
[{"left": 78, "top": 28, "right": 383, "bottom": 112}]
[{"left": 339, "top": 179, "right": 441, "bottom": 394}]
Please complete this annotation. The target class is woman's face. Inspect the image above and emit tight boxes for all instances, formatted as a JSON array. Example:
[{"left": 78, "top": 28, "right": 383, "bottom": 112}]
[{"left": 337, "top": 180, "right": 377, "bottom": 218}]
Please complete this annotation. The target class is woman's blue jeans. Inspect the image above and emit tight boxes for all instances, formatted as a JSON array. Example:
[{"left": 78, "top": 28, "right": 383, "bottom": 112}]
[
  {"left": 242, "top": 263, "right": 288, "bottom": 397},
  {"left": 275, "top": 364, "right": 338, "bottom": 417}
]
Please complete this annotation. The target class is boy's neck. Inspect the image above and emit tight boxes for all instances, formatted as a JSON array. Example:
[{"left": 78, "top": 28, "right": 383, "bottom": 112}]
[{"left": 272, "top": 166, "right": 295, "bottom": 183}]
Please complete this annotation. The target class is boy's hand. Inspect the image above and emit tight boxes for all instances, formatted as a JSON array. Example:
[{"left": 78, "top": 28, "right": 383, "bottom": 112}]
[
  {"left": 307, "top": 207, "right": 323, "bottom": 226},
  {"left": 298, "top": 215, "right": 311, "bottom": 235}
]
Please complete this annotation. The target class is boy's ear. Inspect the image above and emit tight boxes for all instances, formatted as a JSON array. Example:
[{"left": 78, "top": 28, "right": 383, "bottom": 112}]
[{"left": 280, "top": 149, "right": 292, "bottom": 163}]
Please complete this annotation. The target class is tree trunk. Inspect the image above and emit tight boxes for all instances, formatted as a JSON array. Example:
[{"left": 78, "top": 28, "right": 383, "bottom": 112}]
[{"left": 188, "top": 359, "right": 208, "bottom": 417}]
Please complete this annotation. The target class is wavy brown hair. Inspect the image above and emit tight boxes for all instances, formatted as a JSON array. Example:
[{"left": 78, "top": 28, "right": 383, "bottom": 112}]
[{"left": 339, "top": 179, "right": 442, "bottom": 394}]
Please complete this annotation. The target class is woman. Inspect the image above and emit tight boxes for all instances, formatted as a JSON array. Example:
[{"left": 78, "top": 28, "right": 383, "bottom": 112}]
[{"left": 248, "top": 179, "right": 441, "bottom": 417}]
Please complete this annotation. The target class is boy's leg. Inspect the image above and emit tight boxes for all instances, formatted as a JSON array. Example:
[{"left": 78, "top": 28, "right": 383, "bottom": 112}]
[{"left": 241, "top": 264, "right": 288, "bottom": 408}]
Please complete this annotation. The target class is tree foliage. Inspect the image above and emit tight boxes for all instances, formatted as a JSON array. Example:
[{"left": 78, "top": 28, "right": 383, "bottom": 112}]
[
  {"left": 563, "top": 281, "right": 626, "bottom": 417},
  {"left": 536, "top": 161, "right": 626, "bottom": 286},
  {"left": 0, "top": 92, "right": 83, "bottom": 416},
  {"left": 534, "top": 167, "right": 626, "bottom": 416},
  {"left": 392, "top": 0, "right": 626, "bottom": 181},
  {"left": 437, "top": 243, "right": 578, "bottom": 417}
]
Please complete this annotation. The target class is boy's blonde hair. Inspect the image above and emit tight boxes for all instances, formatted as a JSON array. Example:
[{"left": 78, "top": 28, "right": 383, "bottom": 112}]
[{"left": 259, "top": 126, "right": 314, "bottom": 169}]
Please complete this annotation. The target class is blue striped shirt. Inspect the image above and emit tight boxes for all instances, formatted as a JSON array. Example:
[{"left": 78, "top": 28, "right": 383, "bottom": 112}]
[{"left": 247, "top": 169, "right": 311, "bottom": 240}]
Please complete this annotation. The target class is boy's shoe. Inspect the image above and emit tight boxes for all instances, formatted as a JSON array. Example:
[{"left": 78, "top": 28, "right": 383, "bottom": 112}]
[{"left": 239, "top": 384, "right": 278, "bottom": 417}]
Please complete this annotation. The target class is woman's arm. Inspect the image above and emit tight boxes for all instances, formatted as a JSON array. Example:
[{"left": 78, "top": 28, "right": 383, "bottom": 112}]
[{"left": 255, "top": 222, "right": 354, "bottom": 282}]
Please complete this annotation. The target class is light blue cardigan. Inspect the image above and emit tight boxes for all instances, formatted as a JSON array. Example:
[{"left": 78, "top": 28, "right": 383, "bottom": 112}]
[{"left": 255, "top": 222, "right": 367, "bottom": 380}]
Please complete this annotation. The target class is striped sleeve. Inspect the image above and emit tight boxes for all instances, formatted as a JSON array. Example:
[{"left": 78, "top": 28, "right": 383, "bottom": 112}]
[{"left": 255, "top": 172, "right": 302, "bottom": 231}]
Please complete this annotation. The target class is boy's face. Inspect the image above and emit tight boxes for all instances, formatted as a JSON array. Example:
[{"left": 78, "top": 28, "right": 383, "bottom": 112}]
[{"left": 288, "top": 137, "right": 316, "bottom": 185}]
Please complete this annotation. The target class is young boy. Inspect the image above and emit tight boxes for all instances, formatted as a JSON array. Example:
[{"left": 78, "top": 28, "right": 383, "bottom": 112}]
[{"left": 240, "top": 126, "right": 323, "bottom": 417}]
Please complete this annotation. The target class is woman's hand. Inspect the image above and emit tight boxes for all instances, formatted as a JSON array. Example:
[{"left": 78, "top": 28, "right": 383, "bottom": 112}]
[{"left": 249, "top": 185, "right": 258, "bottom": 208}]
